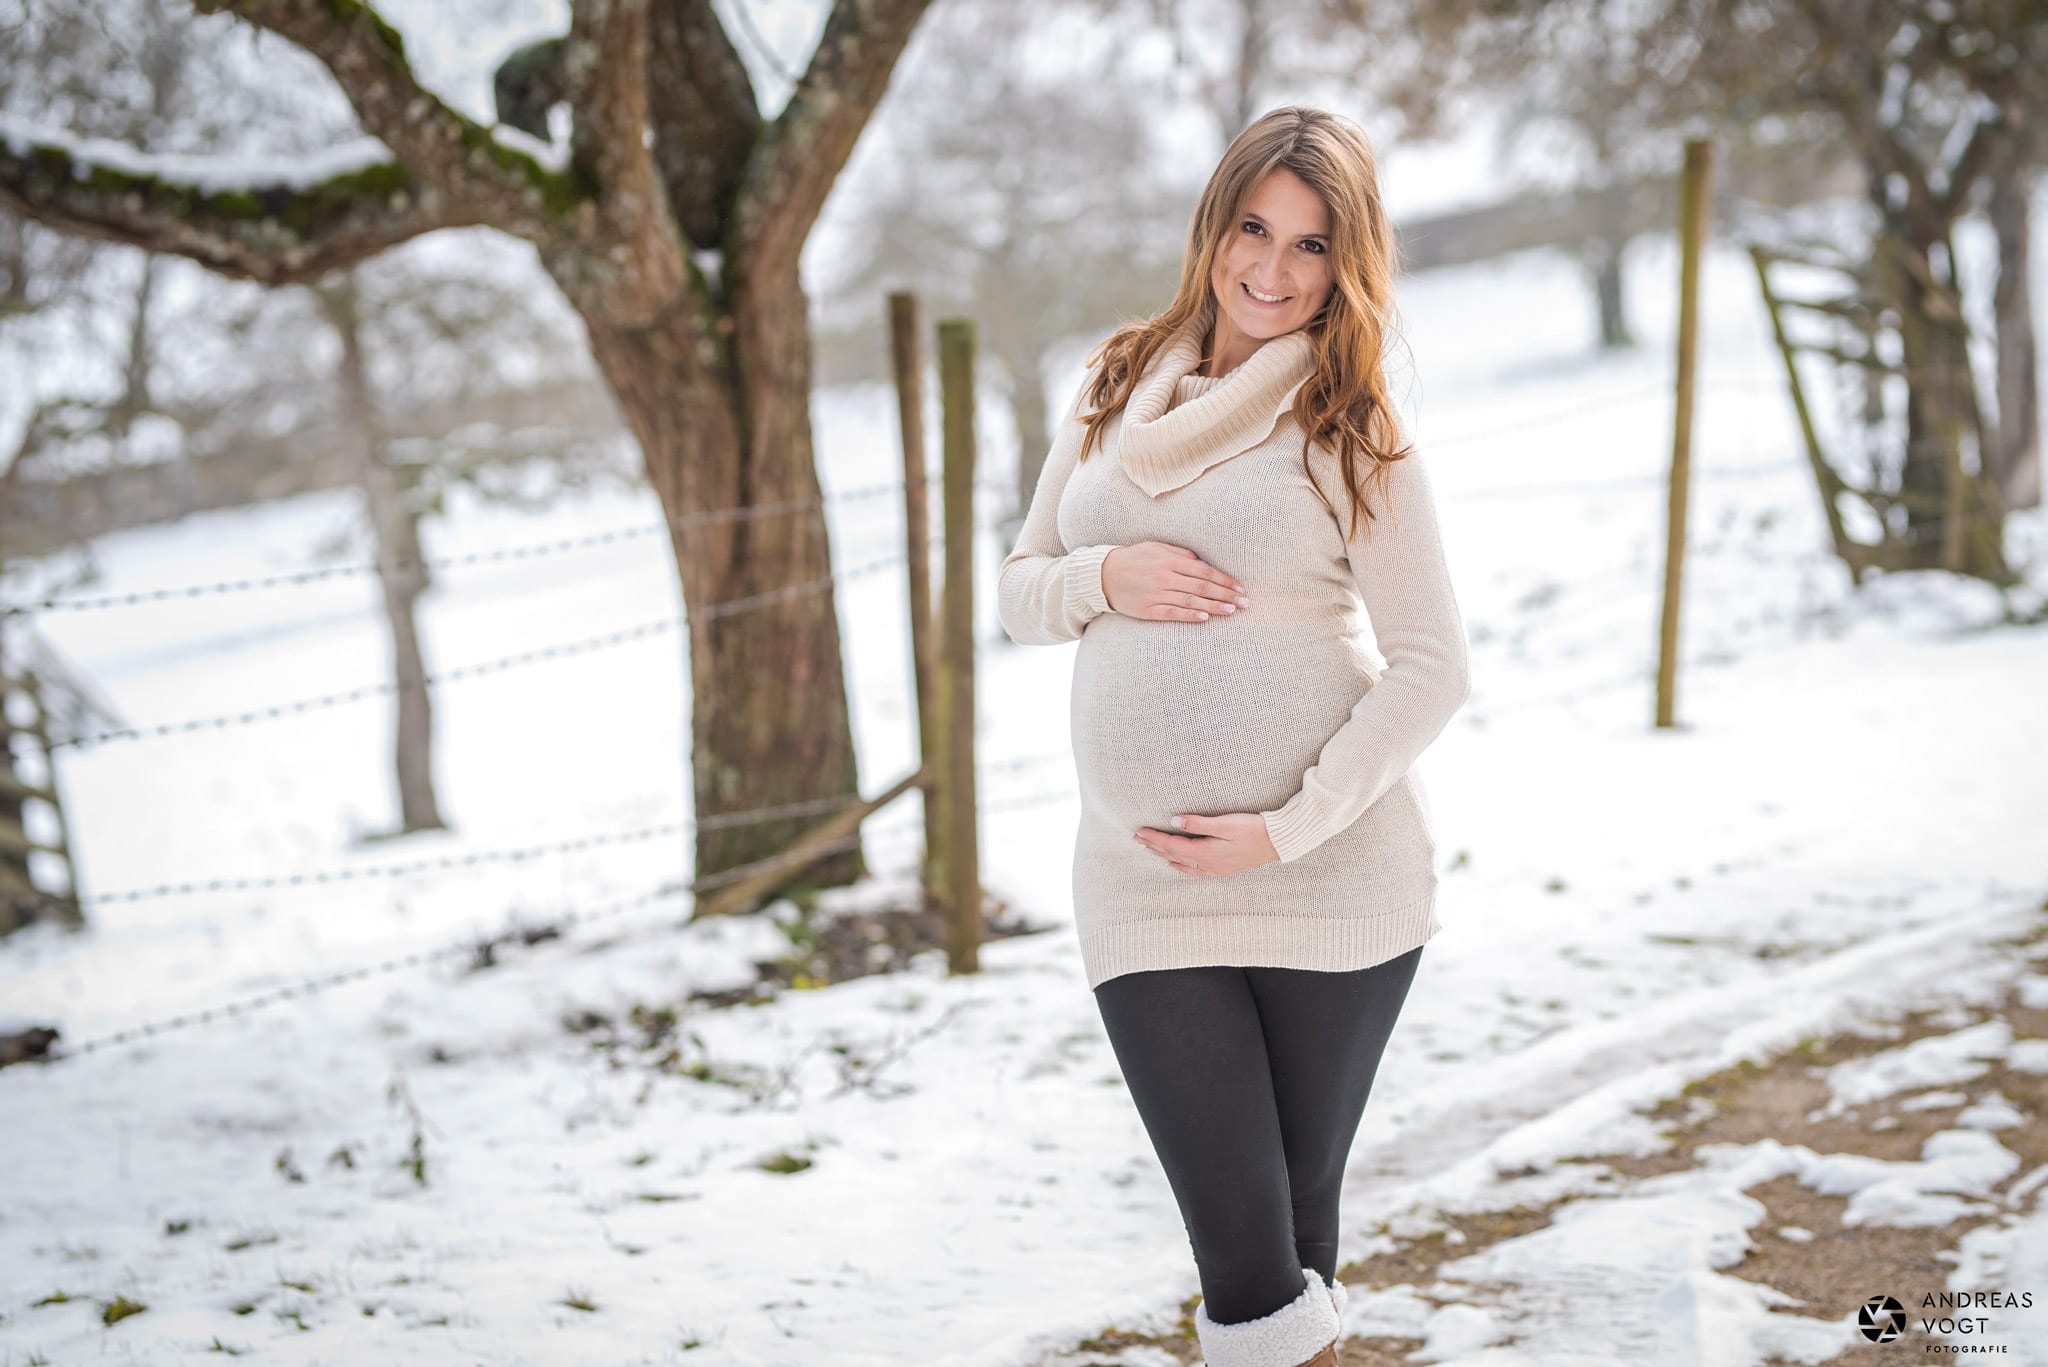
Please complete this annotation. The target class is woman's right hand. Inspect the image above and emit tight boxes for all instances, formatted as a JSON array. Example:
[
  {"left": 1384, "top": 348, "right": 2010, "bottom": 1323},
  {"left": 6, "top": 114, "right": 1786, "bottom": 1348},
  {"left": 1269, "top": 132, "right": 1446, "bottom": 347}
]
[{"left": 1101, "top": 542, "right": 1249, "bottom": 623}]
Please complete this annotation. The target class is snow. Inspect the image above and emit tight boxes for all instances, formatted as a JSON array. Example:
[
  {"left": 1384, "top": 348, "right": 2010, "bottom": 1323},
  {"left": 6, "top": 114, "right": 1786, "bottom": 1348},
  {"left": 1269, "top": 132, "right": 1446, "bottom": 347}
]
[
  {"left": 489, "top": 120, "right": 573, "bottom": 175},
  {"left": 2, "top": 209, "right": 2047, "bottom": 1365},
  {"left": 0, "top": 112, "right": 394, "bottom": 194},
  {"left": 1951, "top": 1207, "right": 2048, "bottom": 1355},
  {"left": 1819, "top": 1023, "right": 2012, "bottom": 1114},
  {"left": 1395, "top": 1179, "right": 1840, "bottom": 1363},
  {"left": 0, "top": 106, "right": 573, "bottom": 195}
]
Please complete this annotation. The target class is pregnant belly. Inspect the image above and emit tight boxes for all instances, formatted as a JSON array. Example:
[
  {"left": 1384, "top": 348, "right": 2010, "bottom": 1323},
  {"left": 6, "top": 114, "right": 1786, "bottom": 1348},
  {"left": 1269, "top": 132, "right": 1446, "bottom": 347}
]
[{"left": 1069, "top": 614, "right": 1377, "bottom": 828}]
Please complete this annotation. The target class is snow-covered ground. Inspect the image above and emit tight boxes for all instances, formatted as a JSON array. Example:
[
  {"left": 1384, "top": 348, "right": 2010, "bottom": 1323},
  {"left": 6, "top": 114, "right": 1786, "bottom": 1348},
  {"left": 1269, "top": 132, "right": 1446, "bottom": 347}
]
[{"left": 3, "top": 214, "right": 2047, "bottom": 1366}]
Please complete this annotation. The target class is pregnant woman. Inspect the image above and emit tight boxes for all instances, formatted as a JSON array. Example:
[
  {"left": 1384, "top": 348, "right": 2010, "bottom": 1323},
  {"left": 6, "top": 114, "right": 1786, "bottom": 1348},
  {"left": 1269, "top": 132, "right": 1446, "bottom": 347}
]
[{"left": 996, "top": 106, "right": 1471, "bottom": 1367}]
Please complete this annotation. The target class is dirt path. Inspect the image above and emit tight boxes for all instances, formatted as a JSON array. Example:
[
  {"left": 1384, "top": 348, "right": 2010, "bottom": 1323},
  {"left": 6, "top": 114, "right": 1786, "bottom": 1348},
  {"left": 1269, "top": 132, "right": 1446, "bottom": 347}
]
[{"left": 1050, "top": 911, "right": 2048, "bottom": 1365}]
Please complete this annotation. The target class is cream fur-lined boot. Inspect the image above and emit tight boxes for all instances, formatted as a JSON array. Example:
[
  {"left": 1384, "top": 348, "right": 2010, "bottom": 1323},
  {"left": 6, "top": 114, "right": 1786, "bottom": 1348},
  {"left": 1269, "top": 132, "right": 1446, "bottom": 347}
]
[{"left": 1192, "top": 1266, "right": 1342, "bottom": 1367}]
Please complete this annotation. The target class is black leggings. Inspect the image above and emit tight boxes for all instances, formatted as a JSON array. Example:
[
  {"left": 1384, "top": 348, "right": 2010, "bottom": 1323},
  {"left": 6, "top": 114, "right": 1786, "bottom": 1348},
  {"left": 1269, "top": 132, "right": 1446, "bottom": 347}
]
[{"left": 1090, "top": 945, "right": 1425, "bottom": 1325}]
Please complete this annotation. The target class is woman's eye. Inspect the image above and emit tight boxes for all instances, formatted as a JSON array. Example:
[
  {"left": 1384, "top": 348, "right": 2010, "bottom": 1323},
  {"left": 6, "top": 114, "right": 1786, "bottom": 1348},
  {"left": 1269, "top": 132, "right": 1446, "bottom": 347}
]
[
  {"left": 1302, "top": 241, "right": 1326, "bottom": 254},
  {"left": 1243, "top": 220, "right": 1263, "bottom": 236}
]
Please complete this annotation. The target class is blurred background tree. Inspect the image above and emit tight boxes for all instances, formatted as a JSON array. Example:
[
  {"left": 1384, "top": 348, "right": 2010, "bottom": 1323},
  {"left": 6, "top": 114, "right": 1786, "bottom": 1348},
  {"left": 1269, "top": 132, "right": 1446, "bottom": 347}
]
[
  {"left": 1396, "top": 0, "right": 2043, "bottom": 575},
  {"left": 813, "top": 0, "right": 1188, "bottom": 546}
]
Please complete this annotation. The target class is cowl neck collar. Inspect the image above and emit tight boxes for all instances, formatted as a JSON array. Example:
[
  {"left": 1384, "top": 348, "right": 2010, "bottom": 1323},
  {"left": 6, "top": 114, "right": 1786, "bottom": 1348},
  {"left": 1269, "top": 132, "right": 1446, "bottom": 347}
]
[{"left": 1115, "top": 318, "right": 1318, "bottom": 498}]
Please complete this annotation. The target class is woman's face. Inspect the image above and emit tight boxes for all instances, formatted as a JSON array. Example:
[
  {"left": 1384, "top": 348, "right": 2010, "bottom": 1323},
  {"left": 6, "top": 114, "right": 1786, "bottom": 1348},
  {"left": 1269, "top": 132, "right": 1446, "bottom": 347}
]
[{"left": 1208, "top": 165, "right": 1334, "bottom": 342}]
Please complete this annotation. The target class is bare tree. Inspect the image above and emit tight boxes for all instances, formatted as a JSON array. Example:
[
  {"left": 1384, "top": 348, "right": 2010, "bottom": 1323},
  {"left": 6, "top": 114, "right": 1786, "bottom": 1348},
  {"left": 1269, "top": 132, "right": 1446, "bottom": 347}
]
[
  {"left": 817, "top": 0, "right": 1187, "bottom": 545},
  {"left": 1470, "top": 11, "right": 1671, "bottom": 348},
  {"left": 300, "top": 238, "right": 600, "bottom": 839},
  {"left": 1139, "top": 0, "right": 1441, "bottom": 144},
  {"left": 1403, "top": 0, "right": 2042, "bottom": 580},
  {"left": 1349, "top": 0, "right": 1714, "bottom": 350},
  {"left": 2, "top": 0, "right": 943, "bottom": 895},
  {"left": 1637, "top": 0, "right": 2041, "bottom": 578},
  {"left": 312, "top": 272, "right": 446, "bottom": 835}
]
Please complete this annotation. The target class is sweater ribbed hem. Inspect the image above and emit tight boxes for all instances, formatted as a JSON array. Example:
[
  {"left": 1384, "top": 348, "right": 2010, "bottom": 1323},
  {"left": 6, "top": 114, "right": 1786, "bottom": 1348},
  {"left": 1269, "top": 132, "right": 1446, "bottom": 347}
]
[
  {"left": 1063, "top": 542, "right": 1118, "bottom": 622},
  {"left": 1079, "top": 890, "right": 1440, "bottom": 992},
  {"left": 1260, "top": 794, "right": 1343, "bottom": 864}
]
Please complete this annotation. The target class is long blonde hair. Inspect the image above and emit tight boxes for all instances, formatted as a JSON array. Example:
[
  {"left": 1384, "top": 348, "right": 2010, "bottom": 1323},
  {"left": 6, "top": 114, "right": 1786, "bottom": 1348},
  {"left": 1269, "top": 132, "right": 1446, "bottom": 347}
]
[{"left": 1075, "top": 105, "right": 1413, "bottom": 542}]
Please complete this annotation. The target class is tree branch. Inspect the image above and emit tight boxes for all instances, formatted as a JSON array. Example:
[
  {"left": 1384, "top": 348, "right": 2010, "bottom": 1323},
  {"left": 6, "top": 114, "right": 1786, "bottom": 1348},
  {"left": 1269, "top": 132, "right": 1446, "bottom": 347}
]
[
  {"left": 190, "top": 0, "right": 591, "bottom": 240},
  {"left": 731, "top": 0, "right": 937, "bottom": 280},
  {"left": 647, "top": 0, "right": 761, "bottom": 252},
  {"left": 550, "top": 0, "right": 688, "bottom": 325},
  {"left": 0, "top": 122, "right": 473, "bottom": 284},
  {"left": 189, "top": 0, "right": 461, "bottom": 172},
  {"left": 1790, "top": 0, "right": 1934, "bottom": 227},
  {"left": 1924, "top": 11, "right": 2036, "bottom": 214},
  {"left": 1940, "top": 101, "right": 2018, "bottom": 214}
]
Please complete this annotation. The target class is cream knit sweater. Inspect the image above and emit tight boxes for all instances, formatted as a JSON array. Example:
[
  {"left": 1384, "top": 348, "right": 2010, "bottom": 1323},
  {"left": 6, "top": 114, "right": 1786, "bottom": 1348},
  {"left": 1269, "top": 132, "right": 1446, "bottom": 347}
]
[{"left": 997, "top": 317, "right": 1472, "bottom": 991}]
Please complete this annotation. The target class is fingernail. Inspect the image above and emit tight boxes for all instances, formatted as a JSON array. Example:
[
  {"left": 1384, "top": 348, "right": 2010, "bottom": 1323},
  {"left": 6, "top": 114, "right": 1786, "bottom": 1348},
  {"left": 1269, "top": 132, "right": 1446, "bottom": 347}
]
[{"left": 1170, "top": 816, "right": 1185, "bottom": 828}]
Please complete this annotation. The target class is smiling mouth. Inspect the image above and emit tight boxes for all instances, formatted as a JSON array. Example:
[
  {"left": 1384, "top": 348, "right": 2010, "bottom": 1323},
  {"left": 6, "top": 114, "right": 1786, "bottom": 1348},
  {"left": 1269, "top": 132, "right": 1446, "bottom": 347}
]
[{"left": 1242, "top": 281, "right": 1292, "bottom": 304}]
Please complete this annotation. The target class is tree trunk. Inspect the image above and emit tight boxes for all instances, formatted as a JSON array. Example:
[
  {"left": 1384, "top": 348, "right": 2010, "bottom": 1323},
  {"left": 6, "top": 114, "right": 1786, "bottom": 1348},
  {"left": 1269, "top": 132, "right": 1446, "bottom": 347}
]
[
  {"left": 1585, "top": 181, "right": 1633, "bottom": 350},
  {"left": 1590, "top": 237, "right": 1631, "bottom": 349},
  {"left": 1990, "top": 169, "right": 2041, "bottom": 513},
  {"left": 1879, "top": 223, "right": 2012, "bottom": 582},
  {"left": 1003, "top": 353, "right": 1051, "bottom": 553},
  {"left": 573, "top": 261, "right": 867, "bottom": 898},
  {"left": 0, "top": 635, "right": 24, "bottom": 936},
  {"left": 1228, "top": 0, "right": 1270, "bottom": 140},
  {"left": 318, "top": 277, "right": 447, "bottom": 836}
]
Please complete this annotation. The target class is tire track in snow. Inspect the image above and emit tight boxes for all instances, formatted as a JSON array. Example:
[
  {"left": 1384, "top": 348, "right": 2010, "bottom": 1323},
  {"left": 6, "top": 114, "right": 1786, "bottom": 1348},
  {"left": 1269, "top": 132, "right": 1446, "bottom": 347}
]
[{"left": 1343, "top": 890, "right": 2048, "bottom": 1220}]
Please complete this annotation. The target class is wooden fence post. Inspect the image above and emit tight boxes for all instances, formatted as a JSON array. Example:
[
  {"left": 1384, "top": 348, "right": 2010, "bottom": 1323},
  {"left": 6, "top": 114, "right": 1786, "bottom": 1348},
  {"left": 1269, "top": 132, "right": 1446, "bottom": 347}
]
[
  {"left": 1657, "top": 136, "right": 1712, "bottom": 731},
  {"left": 934, "top": 317, "right": 982, "bottom": 975},
  {"left": 888, "top": 291, "right": 946, "bottom": 911}
]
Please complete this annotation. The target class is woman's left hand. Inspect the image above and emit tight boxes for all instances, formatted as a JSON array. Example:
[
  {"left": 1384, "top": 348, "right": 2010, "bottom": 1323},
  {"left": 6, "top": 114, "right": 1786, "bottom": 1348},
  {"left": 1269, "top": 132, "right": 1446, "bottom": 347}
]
[{"left": 1133, "top": 813, "right": 1279, "bottom": 875}]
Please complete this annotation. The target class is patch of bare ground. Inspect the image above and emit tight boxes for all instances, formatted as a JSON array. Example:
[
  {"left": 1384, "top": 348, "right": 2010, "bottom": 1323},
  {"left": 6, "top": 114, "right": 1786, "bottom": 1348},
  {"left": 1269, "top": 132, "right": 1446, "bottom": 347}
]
[
  {"left": 1059, "top": 1292, "right": 1203, "bottom": 1366},
  {"left": 682, "top": 887, "right": 1051, "bottom": 1007},
  {"left": 1051, "top": 923, "right": 2048, "bottom": 1366},
  {"left": 1325, "top": 929, "right": 2048, "bottom": 1364}
]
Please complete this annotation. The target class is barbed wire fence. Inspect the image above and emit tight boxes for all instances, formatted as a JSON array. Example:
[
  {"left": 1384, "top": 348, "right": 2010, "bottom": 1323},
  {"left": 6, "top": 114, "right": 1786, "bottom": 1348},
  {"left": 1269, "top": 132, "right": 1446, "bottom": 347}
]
[
  {"left": 0, "top": 372, "right": 1825, "bottom": 619},
  {"left": 0, "top": 373, "right": 2002, "bottom": 1068}
]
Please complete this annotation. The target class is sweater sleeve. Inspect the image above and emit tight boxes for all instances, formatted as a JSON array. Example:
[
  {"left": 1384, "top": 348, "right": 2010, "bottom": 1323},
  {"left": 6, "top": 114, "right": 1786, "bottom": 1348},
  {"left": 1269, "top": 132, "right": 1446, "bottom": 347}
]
[
  {"left": 997, "top": 374, "right": 1123, "bottom": 646},
  {"left": 1259, "top": 447, "right": 1472, "bottom": 863}
]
